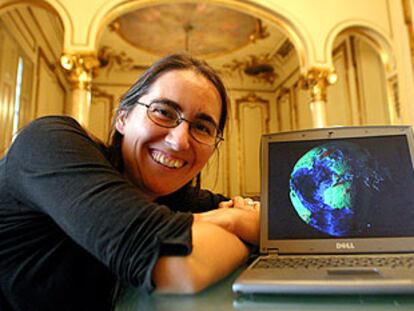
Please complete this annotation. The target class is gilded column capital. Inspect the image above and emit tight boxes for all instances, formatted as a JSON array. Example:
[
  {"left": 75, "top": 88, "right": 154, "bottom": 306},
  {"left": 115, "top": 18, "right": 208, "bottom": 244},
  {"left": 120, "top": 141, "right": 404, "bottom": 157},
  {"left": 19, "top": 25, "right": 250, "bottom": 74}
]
[
  {"left": 60, "top": 53, "right": 100, "bottom": 90},
  {"left": 300, "top": 67, "right": 337, "bottom": 102}
]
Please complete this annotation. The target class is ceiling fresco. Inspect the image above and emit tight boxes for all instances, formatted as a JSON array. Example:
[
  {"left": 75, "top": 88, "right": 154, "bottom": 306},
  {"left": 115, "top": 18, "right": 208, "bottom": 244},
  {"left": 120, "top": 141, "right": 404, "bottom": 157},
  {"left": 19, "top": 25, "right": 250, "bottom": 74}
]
[
  {"left": 114, "top": 3, "right": 263, "bottom": 57},
  {"left": 97, "top": 2, "right": 299, "bottom": 90}
]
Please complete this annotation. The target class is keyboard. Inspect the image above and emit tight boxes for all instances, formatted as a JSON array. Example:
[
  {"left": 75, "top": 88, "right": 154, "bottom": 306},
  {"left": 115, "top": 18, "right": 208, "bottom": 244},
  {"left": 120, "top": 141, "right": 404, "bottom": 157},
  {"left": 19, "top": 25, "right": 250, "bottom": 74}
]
[{"left": 253, "top": 254, "right": 414, "bottom": 269}]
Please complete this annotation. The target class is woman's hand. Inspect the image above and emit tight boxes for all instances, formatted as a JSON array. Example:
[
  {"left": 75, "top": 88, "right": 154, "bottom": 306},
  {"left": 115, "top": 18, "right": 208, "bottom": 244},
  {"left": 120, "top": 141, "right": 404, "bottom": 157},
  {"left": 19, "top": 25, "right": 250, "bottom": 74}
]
[
  {"left": 154, "top": 196, "right": 259, "bottom": 293},
  {"left": 193, "top": 196, "right": 260, "bottom": 245}
]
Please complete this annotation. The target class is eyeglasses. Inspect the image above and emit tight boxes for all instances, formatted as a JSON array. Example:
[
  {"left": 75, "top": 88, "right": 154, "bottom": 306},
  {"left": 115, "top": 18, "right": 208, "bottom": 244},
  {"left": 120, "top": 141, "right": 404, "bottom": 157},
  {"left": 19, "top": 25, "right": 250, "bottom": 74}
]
[{"left": 137, "top": 101, "right": 224, "bottom": 146}]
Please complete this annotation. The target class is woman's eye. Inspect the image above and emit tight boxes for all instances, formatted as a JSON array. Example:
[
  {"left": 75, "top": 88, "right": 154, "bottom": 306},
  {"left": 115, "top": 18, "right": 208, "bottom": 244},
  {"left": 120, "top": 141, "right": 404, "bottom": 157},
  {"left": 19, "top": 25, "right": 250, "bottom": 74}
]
[
  {"left": 152, "top": 107, "right": 175, "bottom": 120},
  {"left": 193, "top": 122, "right": 214, "bottom": 136}
]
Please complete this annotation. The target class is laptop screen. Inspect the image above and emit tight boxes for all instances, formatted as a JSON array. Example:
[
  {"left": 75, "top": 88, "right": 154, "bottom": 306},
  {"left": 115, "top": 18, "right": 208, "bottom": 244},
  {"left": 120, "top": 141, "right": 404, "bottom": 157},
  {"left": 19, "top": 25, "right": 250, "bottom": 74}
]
[{"left": 266, "top": 131, "right": 414, "bottom": 241}]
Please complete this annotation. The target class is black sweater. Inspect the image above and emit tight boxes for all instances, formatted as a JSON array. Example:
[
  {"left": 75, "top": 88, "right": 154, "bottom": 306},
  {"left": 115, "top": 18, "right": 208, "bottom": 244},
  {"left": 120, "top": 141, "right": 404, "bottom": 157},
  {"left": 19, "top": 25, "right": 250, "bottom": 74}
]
[{"left": 0, "top": 116, "right": 226, "bottom": 311}]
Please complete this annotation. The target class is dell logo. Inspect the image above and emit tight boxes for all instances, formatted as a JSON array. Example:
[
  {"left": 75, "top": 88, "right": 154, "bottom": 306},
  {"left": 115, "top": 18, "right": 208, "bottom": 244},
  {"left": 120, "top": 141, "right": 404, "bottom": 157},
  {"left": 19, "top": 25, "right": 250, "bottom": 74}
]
[{"left": 336, "top": 242, "right": 355, "bottom": 249}]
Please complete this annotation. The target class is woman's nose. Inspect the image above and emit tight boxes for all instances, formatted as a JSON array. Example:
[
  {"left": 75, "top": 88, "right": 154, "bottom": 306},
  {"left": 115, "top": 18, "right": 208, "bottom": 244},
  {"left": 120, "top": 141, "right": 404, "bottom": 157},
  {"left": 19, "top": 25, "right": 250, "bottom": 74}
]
[{"left": 165, "top": 122, "right": 191, "bottom": 151}]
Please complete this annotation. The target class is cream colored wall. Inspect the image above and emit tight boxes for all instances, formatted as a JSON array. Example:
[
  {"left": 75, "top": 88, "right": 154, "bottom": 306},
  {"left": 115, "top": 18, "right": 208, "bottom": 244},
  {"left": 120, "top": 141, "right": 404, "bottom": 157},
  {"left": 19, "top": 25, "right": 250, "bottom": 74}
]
[
  {"left": 2, "top": 0, "right": 412, "bottom": 125},
  {"left": 2, "top": 0, "right": 414, "bottom": 198}
]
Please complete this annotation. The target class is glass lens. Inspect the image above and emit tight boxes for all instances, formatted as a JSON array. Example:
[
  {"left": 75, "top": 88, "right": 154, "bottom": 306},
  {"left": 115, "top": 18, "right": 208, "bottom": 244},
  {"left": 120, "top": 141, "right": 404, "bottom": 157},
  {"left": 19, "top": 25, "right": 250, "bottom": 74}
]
[
  {"left": 148, "top": 102, "right": 179, "bottom": 126},
  {"left": 190, "top": 120, "right": 217, "bottom": 145},
  {"left": 146, "top": 102, "right": 220, "bottom": 145}
]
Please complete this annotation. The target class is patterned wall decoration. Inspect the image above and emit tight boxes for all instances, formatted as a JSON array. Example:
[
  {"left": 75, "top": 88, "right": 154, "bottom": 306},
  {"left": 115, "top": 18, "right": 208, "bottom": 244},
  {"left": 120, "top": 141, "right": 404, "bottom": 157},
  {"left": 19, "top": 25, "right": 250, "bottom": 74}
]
[
  {"left": 221, "top": 53, "right": 279, "bottom": 85},
  {"left": 97, "top": 46, "right": 148, "bottom": 76}
]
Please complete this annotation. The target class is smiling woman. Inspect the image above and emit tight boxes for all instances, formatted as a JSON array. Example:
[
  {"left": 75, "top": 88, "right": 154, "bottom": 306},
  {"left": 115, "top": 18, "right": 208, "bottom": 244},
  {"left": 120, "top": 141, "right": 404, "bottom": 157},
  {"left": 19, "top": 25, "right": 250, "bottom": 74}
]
[
  {"left": 0, "top": 54, "right": 260, "bottom": 311},
  {"left": 114, "top": 69, "right": 222, "bottom": 198}
]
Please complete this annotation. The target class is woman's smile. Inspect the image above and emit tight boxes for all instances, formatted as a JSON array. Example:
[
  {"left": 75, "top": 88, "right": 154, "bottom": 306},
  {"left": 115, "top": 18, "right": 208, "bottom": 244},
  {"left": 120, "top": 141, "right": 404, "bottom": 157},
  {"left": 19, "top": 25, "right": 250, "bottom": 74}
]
[{"left": 150, "top": 149, "right": 186, "bottom": 169}]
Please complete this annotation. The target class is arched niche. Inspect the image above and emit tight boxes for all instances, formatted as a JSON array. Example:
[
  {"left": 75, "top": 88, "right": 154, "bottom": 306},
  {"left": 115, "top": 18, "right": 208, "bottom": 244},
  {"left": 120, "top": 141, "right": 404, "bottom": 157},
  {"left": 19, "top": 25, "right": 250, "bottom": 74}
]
[
  {"left": 325, "top": 22, "right": 398, "bottom": 127},
  {"left": 325, "top": 21, "right": 395, "bottom": 71}
]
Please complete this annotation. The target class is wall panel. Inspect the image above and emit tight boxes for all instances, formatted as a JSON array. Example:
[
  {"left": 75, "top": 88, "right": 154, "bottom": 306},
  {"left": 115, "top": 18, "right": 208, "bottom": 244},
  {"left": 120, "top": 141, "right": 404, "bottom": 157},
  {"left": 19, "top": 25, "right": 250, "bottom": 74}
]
[
  {"left": 35, "top": 51, "right": 65, "bottom": 117},
  {"left": 0, "top": 25, "right": 18, "bottom": 155},
  {"left": 327, "top": 42, "right": 354, "bottom": 126}
]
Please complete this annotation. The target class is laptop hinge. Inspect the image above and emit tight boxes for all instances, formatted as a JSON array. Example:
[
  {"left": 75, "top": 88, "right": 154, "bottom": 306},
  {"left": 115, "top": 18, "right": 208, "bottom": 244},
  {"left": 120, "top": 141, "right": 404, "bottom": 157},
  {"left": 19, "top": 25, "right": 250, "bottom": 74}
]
[{"left": 267, "top": 249, "right": 279, "bottom": 256}]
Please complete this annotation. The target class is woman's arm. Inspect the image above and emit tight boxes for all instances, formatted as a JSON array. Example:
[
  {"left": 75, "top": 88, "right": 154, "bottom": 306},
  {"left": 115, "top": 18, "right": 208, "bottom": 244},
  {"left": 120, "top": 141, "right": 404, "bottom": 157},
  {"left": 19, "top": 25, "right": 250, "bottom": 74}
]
[
  {"left": 153, "top": 221, "right": 249, "bottom": 293},
  {"left": 5, "top": 117, "right": 195, "bottom": 290},
  {"left": 193, "top": 196, "right": 260, "bottom": 245}
]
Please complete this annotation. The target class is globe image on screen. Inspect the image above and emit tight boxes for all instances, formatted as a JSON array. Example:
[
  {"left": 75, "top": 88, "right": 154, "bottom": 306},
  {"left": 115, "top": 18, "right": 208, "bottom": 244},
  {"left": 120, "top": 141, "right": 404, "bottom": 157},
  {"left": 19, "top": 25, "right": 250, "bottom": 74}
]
[{"left": 289, "top": 141, "right": 385, "bottom": 236}]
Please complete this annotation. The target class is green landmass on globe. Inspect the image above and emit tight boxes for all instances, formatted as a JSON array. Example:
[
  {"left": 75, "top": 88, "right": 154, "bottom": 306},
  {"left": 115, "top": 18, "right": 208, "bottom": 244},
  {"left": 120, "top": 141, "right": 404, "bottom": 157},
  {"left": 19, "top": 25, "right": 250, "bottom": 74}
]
[{"left": 289, "top": 142, "right": 384, "bottom": 236}]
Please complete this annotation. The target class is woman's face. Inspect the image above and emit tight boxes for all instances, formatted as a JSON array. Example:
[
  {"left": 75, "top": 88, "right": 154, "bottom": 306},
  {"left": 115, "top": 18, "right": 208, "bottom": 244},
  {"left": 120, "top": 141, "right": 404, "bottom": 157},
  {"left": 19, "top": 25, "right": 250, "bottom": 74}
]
[{"left": 116, "top": 69, "right": 222, "bottom": 199}]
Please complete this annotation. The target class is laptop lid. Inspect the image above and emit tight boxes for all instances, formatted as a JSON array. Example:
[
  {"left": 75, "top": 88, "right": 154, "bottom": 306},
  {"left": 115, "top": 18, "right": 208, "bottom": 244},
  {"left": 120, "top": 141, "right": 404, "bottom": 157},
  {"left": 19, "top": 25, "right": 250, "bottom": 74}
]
[{"left": 260, "top": 125, "right": 414, "bottom": 256}]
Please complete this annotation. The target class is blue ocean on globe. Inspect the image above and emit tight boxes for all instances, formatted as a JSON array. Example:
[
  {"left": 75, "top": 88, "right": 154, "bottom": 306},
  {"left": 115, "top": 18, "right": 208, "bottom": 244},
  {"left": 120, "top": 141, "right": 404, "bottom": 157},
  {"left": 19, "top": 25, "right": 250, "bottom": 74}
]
[{"left": 289, "top": 142, "right": 385, "bottom": 236}]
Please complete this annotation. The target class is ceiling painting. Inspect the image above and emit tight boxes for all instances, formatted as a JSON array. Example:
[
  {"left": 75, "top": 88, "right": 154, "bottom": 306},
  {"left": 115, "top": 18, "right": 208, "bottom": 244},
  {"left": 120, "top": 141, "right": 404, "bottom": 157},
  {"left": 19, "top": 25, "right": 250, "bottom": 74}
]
[{"left": 96, "top": 2, "right": 299, "bottom": 89}]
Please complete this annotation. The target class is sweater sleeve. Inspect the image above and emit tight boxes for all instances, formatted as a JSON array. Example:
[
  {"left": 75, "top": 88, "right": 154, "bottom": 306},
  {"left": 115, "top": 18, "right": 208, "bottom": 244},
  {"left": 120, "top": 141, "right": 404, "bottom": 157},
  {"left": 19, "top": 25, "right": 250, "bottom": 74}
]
[
  {"left": 4, "top": 116, "right": 193, "bottom": 290},
  {"left": 156, "top": 185, "right": 229, "bottom": 213}
]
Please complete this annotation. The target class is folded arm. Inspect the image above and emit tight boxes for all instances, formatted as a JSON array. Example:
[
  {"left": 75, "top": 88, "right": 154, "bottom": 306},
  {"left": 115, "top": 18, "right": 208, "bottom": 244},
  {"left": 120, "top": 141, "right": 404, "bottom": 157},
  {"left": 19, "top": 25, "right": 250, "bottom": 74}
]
[
  {"left": 153, "top": 196, "right": 260, "bottom": 293},
  {"left": 153, "top": 221, "right": 249, "bottom": 293}
]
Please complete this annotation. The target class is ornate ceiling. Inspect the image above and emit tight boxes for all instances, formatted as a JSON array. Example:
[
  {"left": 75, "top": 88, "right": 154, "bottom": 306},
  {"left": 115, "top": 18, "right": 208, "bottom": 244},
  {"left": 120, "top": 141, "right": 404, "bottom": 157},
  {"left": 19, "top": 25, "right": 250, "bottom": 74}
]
[
  {"left": 97, "top": 2, "right": 299, "bottom": 90},
  {"left": 114, "top": 3, "right": 261, "bottom": 57}
]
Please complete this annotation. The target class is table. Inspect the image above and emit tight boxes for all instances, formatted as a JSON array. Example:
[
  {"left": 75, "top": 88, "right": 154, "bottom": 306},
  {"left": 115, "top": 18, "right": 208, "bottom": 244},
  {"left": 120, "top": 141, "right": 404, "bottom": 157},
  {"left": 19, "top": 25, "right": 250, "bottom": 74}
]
[{"left": 115, "top": 268, "right": 414, "bottom": 311}]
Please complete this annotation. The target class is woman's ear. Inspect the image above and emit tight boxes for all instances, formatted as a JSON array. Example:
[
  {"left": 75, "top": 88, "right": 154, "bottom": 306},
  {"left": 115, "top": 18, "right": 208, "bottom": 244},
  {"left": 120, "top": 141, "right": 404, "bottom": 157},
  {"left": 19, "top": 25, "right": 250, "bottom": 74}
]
[{"left": 115, "top": 111, "right": 127, "bottom": 135}]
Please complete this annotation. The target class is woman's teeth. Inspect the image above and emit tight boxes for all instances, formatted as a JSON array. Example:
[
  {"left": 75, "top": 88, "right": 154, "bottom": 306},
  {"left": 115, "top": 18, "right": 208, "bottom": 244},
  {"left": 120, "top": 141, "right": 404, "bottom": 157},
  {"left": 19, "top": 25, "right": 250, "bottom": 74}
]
[{"left": 151, "top": 151, "right": 184, "bottom": 169}]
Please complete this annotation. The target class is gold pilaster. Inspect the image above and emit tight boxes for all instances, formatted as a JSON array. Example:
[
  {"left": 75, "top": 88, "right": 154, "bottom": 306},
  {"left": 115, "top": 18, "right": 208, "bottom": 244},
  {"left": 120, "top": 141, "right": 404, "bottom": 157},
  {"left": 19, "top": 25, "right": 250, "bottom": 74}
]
[
  {"left": 60, "top": 53, "right": 100, "bottom": 127},
  {"left": 300, "top": 67, "right": 337, "bottom": 128}
]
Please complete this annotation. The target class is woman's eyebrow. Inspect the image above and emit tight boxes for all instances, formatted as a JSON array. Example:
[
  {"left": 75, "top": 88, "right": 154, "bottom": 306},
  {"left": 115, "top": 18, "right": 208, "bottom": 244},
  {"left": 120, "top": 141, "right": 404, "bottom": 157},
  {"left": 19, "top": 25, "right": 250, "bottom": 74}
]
[
  {"left": 150, "top": 97, "right": 219, "bottom": 128},
  {"left": 150, "top": 98, "right": 180, "bottom": 110},
  {"left": 195, "top": 113, "right": 218, "bottom": 128}
]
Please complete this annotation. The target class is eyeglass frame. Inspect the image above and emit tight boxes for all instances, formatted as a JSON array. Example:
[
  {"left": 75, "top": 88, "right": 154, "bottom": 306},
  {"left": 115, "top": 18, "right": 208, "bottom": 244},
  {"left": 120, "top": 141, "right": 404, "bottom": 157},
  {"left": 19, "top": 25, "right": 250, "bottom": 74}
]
[{"left": 136, "top": 101, "right": 224, "bottom": 146}]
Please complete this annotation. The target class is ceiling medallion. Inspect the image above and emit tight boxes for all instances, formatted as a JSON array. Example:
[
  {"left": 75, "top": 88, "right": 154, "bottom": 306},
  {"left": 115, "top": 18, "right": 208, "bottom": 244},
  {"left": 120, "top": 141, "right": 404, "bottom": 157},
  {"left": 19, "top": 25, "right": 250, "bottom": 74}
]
[
  {"left": 110, "top": 3, "right": 267, "bottom": 57},
  {"left": 221, "top": 53, "right": 278, "bottom": 85}
]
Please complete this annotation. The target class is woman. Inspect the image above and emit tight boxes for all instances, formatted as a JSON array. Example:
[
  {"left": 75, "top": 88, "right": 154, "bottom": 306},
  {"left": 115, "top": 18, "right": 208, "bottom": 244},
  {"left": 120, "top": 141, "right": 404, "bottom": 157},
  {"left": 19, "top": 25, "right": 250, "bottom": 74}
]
[{"left": 0, "top": 54, "right": 259, "bottom": 311}]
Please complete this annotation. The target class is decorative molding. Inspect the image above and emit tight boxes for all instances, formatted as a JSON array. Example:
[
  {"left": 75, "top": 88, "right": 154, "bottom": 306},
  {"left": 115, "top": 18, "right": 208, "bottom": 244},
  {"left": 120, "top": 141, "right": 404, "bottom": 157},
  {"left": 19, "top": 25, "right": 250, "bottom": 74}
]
[
  {"left": 91, "top": 85, "right": 114, "bottom": 100},
  {"left": 350, "top": 36, "right": 365, "bottom": 124},
  {"left": 96, "top": 45, "right": 148, "bottom": 76},
  {"left": 299, "top": 67, "right": 337, "bottom": 102},
  {"left": 234, "top": 92, "right": 270, "bottom": 122},
  {"left": 60, "top": 53, "right": 99, "bottom": 90},
  {"left": 235, "top": 92, "right": 269, "bottom": 196},
  {"left": 276, "top": 86, "right": 294, "bottom": 131},
  {"left": 276, "top": 38, "right": 295, "bottom": 60},
  {"left": 387, "top": 74, "right": 401, "bottom": 122},
  {"left": 291, "top": 82, "right": 300, "bottom": 128},
  {"left": 221, "top": 53, "right": 279, "bottom": 85},
  {"left": 276, "top": 86, "right": 290, "bottom": 101},
  {"left": 91, "top": 85, "right": 116, "bottom": 120},
  {"left": 91, "top": 85, "right": 115, "bottom": 141},
  {"left": 249, "top": 19, "right": 270, "bottom": 43},
  {"left": 402, "top": 0, "right": 414, "bottom": 70}
]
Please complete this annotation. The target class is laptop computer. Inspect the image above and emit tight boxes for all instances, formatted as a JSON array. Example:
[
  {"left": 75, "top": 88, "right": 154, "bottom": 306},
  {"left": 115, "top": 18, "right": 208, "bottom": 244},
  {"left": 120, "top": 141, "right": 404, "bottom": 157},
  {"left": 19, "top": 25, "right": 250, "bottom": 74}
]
[{"left": 233, "top": 125, "right": 414, "bottom": 295}]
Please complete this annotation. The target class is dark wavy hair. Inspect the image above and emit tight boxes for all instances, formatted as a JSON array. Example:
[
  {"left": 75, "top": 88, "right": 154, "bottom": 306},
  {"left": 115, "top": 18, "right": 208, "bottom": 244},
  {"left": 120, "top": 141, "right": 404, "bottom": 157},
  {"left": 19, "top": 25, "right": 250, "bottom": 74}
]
[{"left": 107, "top": 53, "right": 229, "bottom": 191}]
